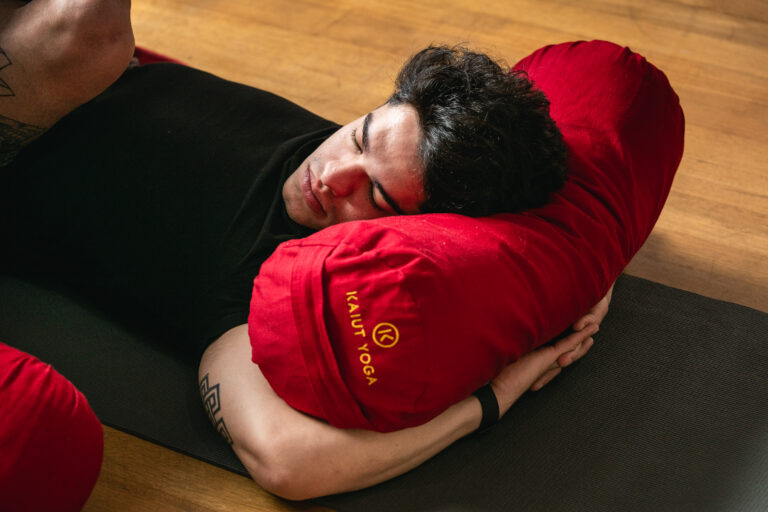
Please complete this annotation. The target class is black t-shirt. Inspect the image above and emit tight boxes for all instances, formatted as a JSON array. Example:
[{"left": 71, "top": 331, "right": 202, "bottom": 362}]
[{"left": 1, "top": 63, "right": 339, "bottom": 353}]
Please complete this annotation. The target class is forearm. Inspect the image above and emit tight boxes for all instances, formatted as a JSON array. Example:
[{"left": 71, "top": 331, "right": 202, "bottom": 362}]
[
  {"left": 236, "top": 393, "right": 481, "bottom": 499},
  {"left": 200, "top": 325, "right": 481, "bottom": 500}
]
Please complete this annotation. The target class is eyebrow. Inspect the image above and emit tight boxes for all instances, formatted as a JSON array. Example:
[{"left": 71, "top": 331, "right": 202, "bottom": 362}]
[
  {"left": 363, "top": 111, "right": 406, "bottom": 215},
  {"left": 362, "top": 111, "right": 372, "bottom": 152}
]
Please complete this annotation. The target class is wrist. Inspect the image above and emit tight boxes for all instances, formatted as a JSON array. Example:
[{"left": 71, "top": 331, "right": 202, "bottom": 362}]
[
  {"left": 450, "top": 394, "right": 484, "bottom": 436},
  {"left": 472, "top": 383, "right": 500, "bottom": 433}
]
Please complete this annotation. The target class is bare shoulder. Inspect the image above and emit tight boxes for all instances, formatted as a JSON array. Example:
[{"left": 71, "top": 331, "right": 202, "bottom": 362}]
[
  {"left": 198, "top": 323, "right": 307, "bottom": 495},
  {"left": 198, "top": 324, "right": 282, "bottom": 444},
  {"left": 200, "top": 324, "right": 252, "bottom": 376},
  {"left": 198, "top": 325, "right": 251, "bottom": 445}
]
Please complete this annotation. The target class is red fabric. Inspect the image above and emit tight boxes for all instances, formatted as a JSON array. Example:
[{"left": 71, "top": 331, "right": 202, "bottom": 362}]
[
  {"left": 0, "top": 343, "right": 103, "bottom": 512},
  {"left": 249, "top": 40, "right": 684, "bottom": 431},
  {"left": 133, "top": 46, "right": 185, "bottom": 66}
]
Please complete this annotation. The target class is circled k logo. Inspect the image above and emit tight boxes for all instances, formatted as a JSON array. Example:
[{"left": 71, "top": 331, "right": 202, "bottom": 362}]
[{"left": 372, "top": 322, "right": 399, "bottom": 348}]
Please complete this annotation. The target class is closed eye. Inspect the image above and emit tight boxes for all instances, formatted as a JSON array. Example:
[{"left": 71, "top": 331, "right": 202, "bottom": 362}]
[
  {"left": 351, "top": 128, "right": 362, "bottom": 153},
  {"left": 369, "top": 181, "right": 386, "bottom": 212},
  {"left": 351, "top": 128, "right": 382, "bottom": 211}
]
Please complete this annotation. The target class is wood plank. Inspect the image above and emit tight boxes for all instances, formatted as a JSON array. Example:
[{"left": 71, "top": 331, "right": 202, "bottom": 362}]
[{"left": 83, "top": 426, "right": 330, "bottom": 512}]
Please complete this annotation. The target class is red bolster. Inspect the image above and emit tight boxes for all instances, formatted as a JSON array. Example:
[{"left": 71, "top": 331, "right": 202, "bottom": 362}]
[
  {"left": 249, "top": 40, "right": 684, "bottom": 432},
  {"left": 0, "top": 342, "right": 103, "bottom": 512}
]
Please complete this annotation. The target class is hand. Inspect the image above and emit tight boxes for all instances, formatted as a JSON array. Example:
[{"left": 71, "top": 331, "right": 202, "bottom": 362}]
[
  {"left": 545, "top": 282, "right": 615, "bottom": 372},
  {"left": 488, "top": 282, "right": 616, "bottom": 419},
  {"left": 573, "top": 283, "right": 614, "bottom": 332},
  {"left": 490, "top": 323, "right": 599, "bottom": 418},
  {"left": 529, "top": 282, "right": 614, "bottom": 388},
  {"left": 526, "top": 282, "right": 615, "bottom": 394}
]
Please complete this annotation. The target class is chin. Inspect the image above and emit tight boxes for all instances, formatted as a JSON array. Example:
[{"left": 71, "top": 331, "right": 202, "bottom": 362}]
[{"left": 286, "top": 203, "right": 323, "bottom": 230}]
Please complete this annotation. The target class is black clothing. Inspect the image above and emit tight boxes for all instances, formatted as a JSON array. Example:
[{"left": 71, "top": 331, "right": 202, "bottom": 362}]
[{"left": 1, "top": 64, "right": 338, "bottom": 353}]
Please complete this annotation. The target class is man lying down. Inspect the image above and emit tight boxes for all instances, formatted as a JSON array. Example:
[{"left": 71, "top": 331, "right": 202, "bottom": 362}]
[{"left": 0, "top": 0, "right": 683, "bottom": 501}]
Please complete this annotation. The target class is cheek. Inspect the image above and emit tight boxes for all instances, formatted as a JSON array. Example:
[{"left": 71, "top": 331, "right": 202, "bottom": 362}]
[
  {"left": 315, "top": 130, "right": 346, "bottom": 158},
  {"left": 333, "top": 194, "right": 387, "bottom": 223}
]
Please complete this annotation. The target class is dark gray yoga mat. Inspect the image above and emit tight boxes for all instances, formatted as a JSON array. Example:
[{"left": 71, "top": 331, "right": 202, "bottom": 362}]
[{"left": 1, "top": 273, "right": 766, "bottom": 511}]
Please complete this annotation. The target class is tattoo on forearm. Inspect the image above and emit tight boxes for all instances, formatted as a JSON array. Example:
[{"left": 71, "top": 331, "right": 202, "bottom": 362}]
[
  {"left": 0, "top": 48, "right": 44, "bottom": 166},
  {"left": 200, "top": 373, "right": 234, "bottom": 445},
  {"left": 0, "top": 114, "right": 44, "bottom": 166},
  {"left": 0, "top": 48, "right": 14, "bottom": 97}
]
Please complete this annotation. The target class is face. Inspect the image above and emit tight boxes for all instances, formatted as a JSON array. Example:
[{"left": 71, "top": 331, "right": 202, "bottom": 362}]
[{"left": 283, "top": 103, "right": 425, "bottom": 230}]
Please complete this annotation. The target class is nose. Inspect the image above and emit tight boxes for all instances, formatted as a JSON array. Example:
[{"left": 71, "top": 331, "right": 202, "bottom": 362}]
[{"left": 320, "top": 157, "right": 367, "bottom": 197}]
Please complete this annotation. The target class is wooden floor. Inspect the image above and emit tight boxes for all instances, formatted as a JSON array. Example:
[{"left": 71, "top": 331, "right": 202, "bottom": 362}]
[{"left": 83, "top": 0, "right": 768, "bottom": 510}]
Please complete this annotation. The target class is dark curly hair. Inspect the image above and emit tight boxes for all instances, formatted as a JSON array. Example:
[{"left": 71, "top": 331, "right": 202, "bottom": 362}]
[{"left": 388, "top": 45, "right": 567, "bottom": 216}]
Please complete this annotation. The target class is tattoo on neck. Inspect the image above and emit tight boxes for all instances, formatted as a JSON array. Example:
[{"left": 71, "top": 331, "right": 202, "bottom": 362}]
[{"left": 200, "top": 373, "right": 234, "bottom": 445}]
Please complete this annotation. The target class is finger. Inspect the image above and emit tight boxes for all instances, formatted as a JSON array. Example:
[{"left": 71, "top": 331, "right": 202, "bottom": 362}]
[
  {"left": 530, "top": 367, "right": 561, "bottom": 391},
  {"left": 563, "top": 337, "right": 593, "bottom": 366},
  {"left": 574, "top": 284, "right": 615, "bottom": 329},
  {"left": 573, "top": 314, "right": 596, "bottom": 331},
  {"left": 592, "top": 301, "right": 610, "bottom": 324},
  {"left": 557, "top": 323, "right": 598, "bottom": 353},
  {"left": 557, "top": 337, "right": 594, "bottom": 367}
]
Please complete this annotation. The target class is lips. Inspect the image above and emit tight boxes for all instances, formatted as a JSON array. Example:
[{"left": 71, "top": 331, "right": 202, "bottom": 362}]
[{"left": 301, "top": 165, "right": 326, "bottom": 216}]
